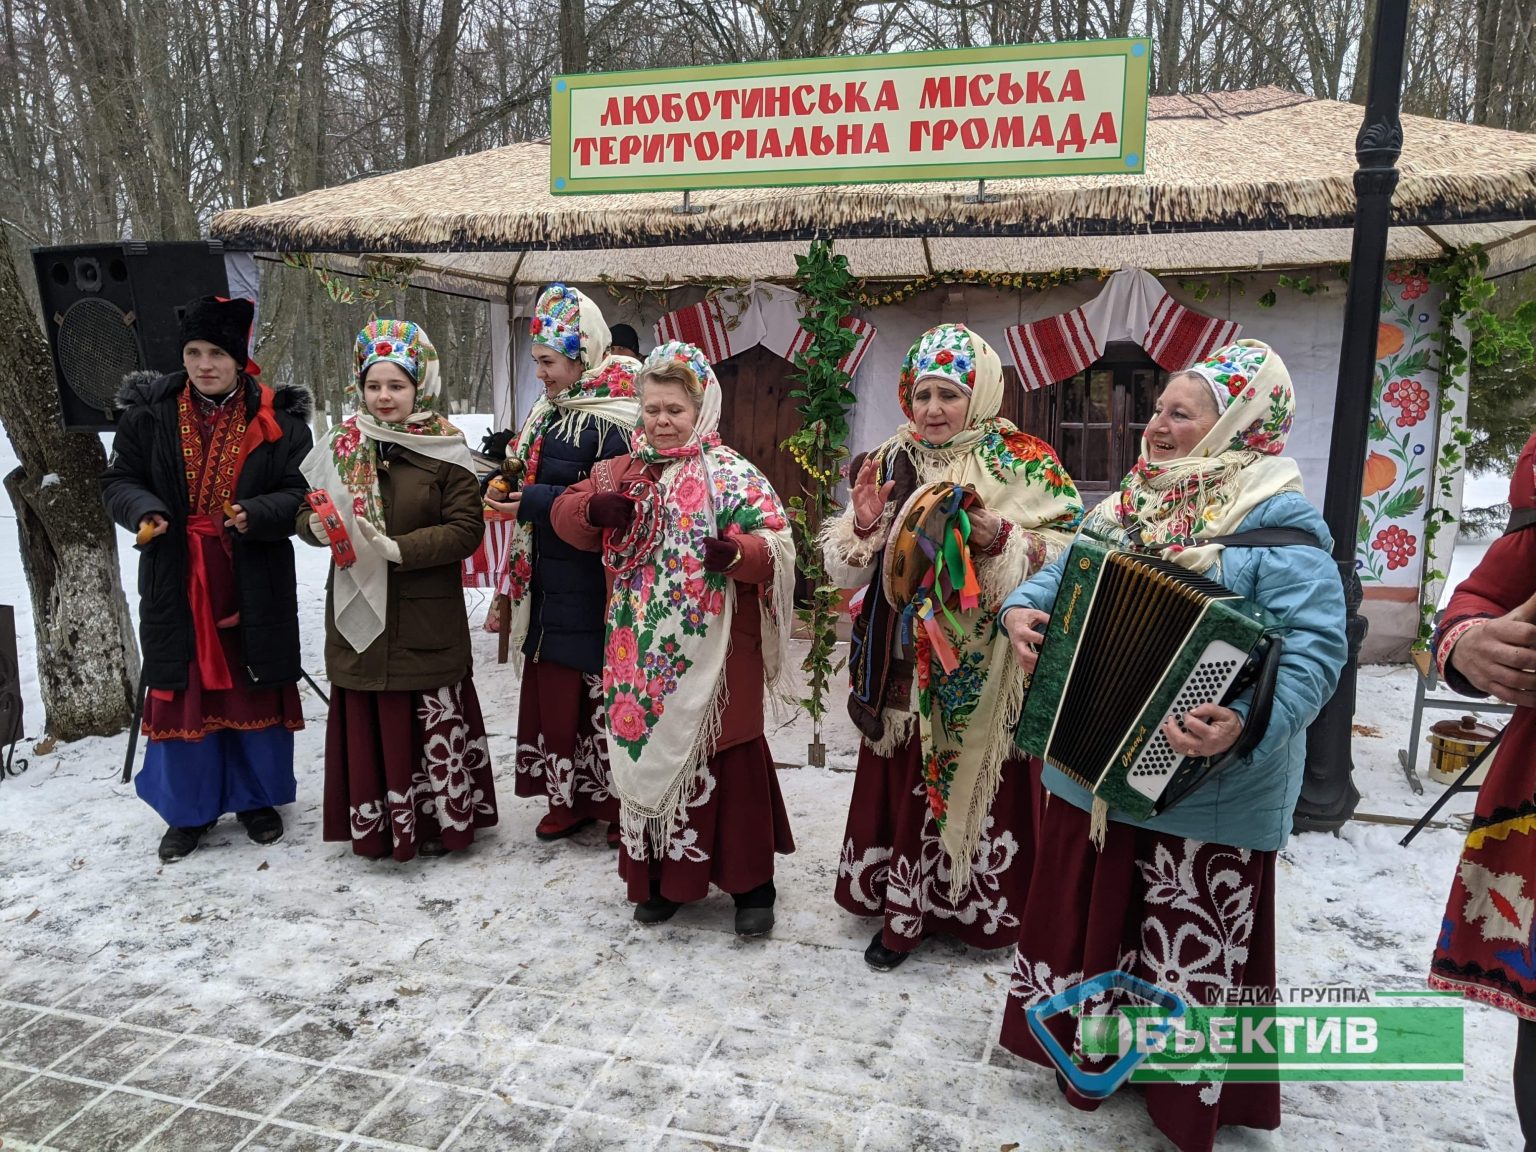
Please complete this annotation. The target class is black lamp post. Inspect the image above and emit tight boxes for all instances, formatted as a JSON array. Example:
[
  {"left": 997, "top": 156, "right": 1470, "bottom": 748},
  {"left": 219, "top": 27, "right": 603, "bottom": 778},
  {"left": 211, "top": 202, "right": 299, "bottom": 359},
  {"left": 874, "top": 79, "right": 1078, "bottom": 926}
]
[{"left": 1294, "top": 0, "right": 1412, "bottom": 833}]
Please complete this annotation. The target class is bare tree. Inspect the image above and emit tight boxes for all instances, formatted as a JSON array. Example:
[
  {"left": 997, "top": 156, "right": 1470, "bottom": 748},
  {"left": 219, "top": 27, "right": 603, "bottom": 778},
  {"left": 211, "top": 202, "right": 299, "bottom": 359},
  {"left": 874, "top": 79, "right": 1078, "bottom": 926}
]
[{"left": 0, "top": 227, "right": 138, "bottom": 739}]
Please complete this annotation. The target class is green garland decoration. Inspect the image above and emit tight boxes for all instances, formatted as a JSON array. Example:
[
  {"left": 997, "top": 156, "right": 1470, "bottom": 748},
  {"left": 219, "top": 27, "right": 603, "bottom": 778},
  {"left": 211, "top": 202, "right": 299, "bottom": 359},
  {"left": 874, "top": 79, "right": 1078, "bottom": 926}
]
[
  {"left": 782, "top": 241, "right": 860, "bottom": 763},
  {"left": 1415, "top": 248, "right": 1536, "bottom": 648},
  {"left": 849, "top": 266, "right": 1107, "bottom": 307},
  {"left": 279, "top": 252, "right": 422, "bottom": 305}
]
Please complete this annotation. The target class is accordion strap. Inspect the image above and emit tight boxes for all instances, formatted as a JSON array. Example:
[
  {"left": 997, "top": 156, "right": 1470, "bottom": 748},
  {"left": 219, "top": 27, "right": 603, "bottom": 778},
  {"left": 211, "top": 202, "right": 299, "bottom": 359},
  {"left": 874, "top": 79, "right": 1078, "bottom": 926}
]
[
  {"left": 1506, "top": 506, "right": 1536, "bottom": 535},
  {"left": 1207, "top": 527, "right": 1324, "bottom": 549}
]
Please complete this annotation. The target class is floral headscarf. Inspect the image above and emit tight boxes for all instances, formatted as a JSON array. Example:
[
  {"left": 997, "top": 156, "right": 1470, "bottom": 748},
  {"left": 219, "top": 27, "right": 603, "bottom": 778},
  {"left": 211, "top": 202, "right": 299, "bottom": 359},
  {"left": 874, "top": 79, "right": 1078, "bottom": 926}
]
[
  {"left": 890, "top": 324, "right": 1080, "bottom": 528},
  {"left": 302, "top": 319, "right": 473, "bottom": 653},
  {"left": 356, "top": 318, "right": 425, "bottom": 383},
  {"left": 631, "top": 341, "right": 723, "bottom": 465},
  {"left": 602, "top": 340, "right": 796, "bottom": 861},
  {"left": 1085, "top": 338, "right": 1303, "bottom": 572},
  {"left": 902, "top": 322, "right": 982, "bottom": 399},
  {"left": 530, "top": 283, "right": 611, "bottom": 369}
]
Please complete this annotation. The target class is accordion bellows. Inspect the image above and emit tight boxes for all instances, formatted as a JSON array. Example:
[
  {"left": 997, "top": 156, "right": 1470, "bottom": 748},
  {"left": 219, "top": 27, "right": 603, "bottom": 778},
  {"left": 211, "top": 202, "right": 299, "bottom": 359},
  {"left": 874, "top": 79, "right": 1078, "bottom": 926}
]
[{"left": 1015, "top": 536, "right": 1281, "bottom": 820}]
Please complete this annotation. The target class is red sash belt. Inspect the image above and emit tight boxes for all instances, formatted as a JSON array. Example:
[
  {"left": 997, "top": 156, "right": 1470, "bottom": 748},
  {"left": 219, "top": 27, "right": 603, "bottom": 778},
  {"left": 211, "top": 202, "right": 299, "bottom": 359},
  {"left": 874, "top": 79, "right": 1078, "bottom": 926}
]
[{"left": 185, "top": 513, "right": 235, "bottom": 692}]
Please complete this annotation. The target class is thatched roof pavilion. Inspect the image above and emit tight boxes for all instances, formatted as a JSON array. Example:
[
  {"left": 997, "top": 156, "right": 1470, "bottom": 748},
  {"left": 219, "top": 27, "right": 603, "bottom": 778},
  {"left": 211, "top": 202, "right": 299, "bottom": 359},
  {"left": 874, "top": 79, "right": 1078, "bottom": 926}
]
[
  {"left": 208, "top": 86, "right": 1536, "bottom": 664},
  {"left": 211, "top": 87, "right": 1536, "bottom": 293}
]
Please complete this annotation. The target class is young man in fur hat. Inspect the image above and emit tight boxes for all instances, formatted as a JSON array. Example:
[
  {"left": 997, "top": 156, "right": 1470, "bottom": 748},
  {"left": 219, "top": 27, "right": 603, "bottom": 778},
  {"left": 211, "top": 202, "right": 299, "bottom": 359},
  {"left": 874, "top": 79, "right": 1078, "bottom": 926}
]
[{"left": 101, "top": 296, "right": 313, "bottom": 862}]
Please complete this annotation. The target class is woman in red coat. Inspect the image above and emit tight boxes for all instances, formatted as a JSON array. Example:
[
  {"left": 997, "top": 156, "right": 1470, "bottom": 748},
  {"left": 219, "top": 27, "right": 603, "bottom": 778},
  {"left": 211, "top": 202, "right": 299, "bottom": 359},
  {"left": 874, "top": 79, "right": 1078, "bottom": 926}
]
[
  {"left": 1429, "top": 430, "right": 1536, "bottom": 1149},
  {"left": 551, "top": 340, "right": 796, "bottom": 936}
]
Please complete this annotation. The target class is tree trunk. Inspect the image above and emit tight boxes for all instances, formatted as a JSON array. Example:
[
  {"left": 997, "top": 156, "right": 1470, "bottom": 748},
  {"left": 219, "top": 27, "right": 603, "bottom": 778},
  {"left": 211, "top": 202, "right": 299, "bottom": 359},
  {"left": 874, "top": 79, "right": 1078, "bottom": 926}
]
[
  {"left": 0, "top": 229, "right": 138, "bottom": 739},
  {"left": 1351, "top": 0, "right": 1378, "bottom": 104},
  {"left": 559, "top": 0, "right": 587, "bottom": 75}
]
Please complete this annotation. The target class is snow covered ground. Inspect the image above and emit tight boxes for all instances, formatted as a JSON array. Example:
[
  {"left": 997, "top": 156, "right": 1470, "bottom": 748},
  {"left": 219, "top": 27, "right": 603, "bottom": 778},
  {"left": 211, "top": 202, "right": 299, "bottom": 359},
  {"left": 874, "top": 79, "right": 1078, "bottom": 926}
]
[{"left": 0, "top": 421, "right": 1524, "bottom": 1151}]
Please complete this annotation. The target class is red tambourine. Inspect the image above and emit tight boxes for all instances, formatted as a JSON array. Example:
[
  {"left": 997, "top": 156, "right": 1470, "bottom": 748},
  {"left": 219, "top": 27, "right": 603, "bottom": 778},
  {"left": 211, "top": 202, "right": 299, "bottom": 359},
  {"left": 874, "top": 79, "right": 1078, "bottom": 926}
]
[{"left": 306, "top": 490, "right": 358, "bottom": 570}]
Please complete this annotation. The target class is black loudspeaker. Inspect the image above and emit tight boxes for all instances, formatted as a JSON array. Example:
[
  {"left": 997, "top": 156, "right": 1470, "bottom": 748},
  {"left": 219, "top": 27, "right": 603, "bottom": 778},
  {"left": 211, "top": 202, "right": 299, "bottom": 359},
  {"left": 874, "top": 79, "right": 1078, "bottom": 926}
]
[{"left": 32, "top": 240, "right": 231, "bottom": 431}]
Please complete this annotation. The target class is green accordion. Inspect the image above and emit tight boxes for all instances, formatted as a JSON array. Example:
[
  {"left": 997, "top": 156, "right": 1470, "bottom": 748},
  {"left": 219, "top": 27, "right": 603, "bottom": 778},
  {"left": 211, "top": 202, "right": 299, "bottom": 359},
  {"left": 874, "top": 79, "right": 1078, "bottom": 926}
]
[{"left": 1014, "top": 536, "right": 1284, "bottom": 821}]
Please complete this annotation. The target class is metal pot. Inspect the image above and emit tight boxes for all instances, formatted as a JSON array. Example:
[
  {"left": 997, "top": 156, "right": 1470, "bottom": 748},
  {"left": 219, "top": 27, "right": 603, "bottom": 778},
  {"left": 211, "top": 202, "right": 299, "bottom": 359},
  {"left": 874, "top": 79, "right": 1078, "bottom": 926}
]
[{"left": 1427, "top": 714, "right": 1501, "bottom": 787}]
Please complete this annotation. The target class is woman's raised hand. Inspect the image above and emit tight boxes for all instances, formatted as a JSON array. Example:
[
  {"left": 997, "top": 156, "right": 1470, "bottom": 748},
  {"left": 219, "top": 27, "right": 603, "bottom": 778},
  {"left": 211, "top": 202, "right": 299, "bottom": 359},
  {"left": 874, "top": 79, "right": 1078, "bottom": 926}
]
[{"left": 851, "top": 457, "right": 894, "bottom": 536}]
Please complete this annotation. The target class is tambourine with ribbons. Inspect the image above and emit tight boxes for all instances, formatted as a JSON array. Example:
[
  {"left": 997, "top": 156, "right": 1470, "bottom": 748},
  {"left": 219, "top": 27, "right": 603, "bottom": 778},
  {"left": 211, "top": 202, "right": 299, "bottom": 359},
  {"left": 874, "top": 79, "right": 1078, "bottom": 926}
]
[
  {"left": 305, "top": 490, "right": 358, "bottom": 570},
  {"left": 880, "top": 481, "right": 983, "bottom": 674}
]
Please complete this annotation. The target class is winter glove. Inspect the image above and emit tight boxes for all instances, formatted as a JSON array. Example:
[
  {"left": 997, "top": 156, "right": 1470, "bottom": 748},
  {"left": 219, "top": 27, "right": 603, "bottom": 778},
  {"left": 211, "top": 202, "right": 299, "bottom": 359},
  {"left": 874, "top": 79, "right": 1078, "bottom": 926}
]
[
  {"left": 702, "top": 536, "right": 742, "bottom": 574},
  {"left": 588, "top": 492, "right": 635, "bottom": 529},
  {"left": 354, "top": 518, "right": 402, "bottom": 564}
]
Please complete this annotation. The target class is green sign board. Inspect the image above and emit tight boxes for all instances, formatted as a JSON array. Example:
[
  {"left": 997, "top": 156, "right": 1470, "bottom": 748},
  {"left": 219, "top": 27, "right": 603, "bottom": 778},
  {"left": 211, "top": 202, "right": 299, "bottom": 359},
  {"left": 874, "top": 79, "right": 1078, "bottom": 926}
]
[{"left": 549, "top": 39, "right": 1150, "bottom": 195}]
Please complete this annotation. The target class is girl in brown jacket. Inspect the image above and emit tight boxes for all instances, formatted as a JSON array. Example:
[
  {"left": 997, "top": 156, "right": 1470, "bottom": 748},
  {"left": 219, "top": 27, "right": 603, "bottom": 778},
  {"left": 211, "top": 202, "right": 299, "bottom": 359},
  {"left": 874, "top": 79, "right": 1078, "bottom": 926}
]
[{"left": 299, "top": 320, "right": 497, "bottom": 860}]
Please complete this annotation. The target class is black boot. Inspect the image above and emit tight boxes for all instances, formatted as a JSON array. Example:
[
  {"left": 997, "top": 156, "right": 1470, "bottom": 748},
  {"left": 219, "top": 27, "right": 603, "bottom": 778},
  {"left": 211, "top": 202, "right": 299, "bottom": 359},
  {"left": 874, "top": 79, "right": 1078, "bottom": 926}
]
[
  {"left": 634, "top": 895, "right": 681, "bottom": 924},
  {"left": 635, "top": 876, "right": 681, "bottom": 924},
  {"left": 236, "top": 807, "right": 283, "bottom": 845},
  {"left": 864, "top": 930, "right": 911, "bottom": 972},
  {"left": 158, "top": 822, "right": 214, "bottom": 863},
  {"left": 732, "top": 881, "right": 775, "bottom": 937}
]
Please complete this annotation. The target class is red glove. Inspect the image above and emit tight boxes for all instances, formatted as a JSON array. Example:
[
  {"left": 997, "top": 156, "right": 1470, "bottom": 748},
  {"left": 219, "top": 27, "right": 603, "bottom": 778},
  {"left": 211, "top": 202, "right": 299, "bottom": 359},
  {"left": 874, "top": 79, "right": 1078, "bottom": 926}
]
[
  {"left": 702, "top": 536, "right": 742, "bottom": 573},
  {"left": 587, "top": 492, "right": 635, "bottom": 529}
]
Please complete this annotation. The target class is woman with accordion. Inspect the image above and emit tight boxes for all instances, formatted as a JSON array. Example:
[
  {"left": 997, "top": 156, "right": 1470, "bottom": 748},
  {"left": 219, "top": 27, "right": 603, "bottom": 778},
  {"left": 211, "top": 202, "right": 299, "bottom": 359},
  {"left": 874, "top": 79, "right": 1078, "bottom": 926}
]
[
  {"left": 822, "top": 323, "right": 1082, "bottom": 971},
  {"left": 997, "top": 340, "right": 1346, "bottom": 1152}
]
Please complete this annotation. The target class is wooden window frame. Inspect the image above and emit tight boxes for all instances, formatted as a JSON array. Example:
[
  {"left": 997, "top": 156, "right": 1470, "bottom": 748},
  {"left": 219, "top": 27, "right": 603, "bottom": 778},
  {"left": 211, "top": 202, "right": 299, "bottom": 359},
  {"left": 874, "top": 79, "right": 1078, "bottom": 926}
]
[{"left": 1004, "top": 341, "right": 1168, "bottom": 504}]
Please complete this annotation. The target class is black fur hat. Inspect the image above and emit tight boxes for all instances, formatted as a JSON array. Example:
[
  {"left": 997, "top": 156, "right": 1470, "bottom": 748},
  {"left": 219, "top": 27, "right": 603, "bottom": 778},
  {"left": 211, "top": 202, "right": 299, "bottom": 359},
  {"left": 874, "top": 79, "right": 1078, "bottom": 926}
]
[
  {"left": 609, "top": 323, "right": 641, "bottom": 356},
  {"left": 179, "top": 296, "right": 254, "bottom": 370}
]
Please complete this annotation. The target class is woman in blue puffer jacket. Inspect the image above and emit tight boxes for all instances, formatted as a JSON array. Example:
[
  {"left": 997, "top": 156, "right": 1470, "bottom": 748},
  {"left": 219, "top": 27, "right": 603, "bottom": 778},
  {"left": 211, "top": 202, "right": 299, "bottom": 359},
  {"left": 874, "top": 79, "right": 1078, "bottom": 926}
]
[{"left": 993, "top": 341, "right": 1346, "bottom": 1152}]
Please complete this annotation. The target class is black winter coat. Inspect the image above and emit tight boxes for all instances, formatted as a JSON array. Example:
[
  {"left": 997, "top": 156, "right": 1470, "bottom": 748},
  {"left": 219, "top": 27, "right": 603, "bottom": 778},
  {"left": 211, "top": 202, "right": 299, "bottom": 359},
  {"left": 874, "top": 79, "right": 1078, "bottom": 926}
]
[
  {"left": 100, "top": 371, "right": 313, "bottom": 690},
  {"left": 517, "top": 419, "right": 630, "bottom": 673}
]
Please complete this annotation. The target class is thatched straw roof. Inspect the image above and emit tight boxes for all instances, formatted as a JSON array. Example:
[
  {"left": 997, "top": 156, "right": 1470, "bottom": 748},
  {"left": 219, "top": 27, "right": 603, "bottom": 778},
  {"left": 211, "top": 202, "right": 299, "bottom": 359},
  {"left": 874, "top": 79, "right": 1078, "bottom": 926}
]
[{"left": 211, "top": 87, "right": 1536, "bottom": 294}]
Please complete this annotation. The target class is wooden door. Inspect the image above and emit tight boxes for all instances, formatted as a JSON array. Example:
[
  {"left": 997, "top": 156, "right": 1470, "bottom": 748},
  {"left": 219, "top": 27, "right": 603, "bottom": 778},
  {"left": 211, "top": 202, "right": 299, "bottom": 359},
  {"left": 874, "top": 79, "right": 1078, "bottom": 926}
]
[
  {"left": 713, "top": 344, "right": 811, "bottom": 602},
  {"left": 713, "top": 344, "right": 809, "bottom": 510}
]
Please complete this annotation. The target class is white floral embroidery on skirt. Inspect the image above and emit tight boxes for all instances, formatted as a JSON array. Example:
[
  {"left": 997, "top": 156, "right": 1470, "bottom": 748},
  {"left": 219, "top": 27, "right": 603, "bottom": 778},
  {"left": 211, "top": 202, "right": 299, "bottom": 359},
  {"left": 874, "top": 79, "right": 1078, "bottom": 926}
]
[
  {"left": 414, "top": 683, "right": 493, "bottom": 834},
  {"left": 838, "top": 839, "right": 892, "bottom": 912},
  {"left": 878, "top": 780, "right": 1021, "bottom": 939},
  {"left": 1006, "top": 836, "right": 1257, "bottom": 1109},
  {"left": 515, "top": 675, "right": 612, "bottom": 811}
]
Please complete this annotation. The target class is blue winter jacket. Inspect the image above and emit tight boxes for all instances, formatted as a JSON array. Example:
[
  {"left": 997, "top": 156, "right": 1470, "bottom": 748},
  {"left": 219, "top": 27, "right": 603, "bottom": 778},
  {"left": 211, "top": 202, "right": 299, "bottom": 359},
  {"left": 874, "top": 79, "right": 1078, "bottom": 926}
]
[
  {"left": 517, "top": 420, "right": 631, "bottom": 673},
  {"left": 1000, "top": 490, "right": 1347, "bottom": 852}
]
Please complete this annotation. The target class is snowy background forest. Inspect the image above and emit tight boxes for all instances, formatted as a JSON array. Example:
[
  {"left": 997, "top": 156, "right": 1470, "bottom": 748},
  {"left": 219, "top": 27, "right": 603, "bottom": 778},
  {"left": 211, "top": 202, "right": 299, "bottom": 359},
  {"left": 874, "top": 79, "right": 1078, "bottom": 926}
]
[
  {"left": 1, "top": 0, "right": 1534, "bottom": 440},
  {"left": 3, "top": 1, "right": 1536, "bottom": 1148}
]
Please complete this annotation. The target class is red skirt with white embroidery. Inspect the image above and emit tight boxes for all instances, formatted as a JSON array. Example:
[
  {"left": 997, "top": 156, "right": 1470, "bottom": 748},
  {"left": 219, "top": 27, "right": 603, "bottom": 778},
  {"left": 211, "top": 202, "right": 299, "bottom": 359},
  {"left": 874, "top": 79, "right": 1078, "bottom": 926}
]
[
  {"left": 833, "top": 730, "right": 1040, "bottom": 954},
  {"left": 322, "top": 677, "right": 498, "bottom": 861},
  {"left": 998, "top": 798, "right": 1279, "bottom": 1152},
  {"left": 511, "top": 658, "right": 619, "bottom": 825}
]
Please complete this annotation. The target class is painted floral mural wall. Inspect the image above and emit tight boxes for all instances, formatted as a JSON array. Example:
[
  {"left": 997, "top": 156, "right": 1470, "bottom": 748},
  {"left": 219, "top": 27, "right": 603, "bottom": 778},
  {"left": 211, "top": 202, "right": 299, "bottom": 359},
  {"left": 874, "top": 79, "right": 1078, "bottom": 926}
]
[{"left": 1356, "top": 268, "right": 1442, "bottom": 591}]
